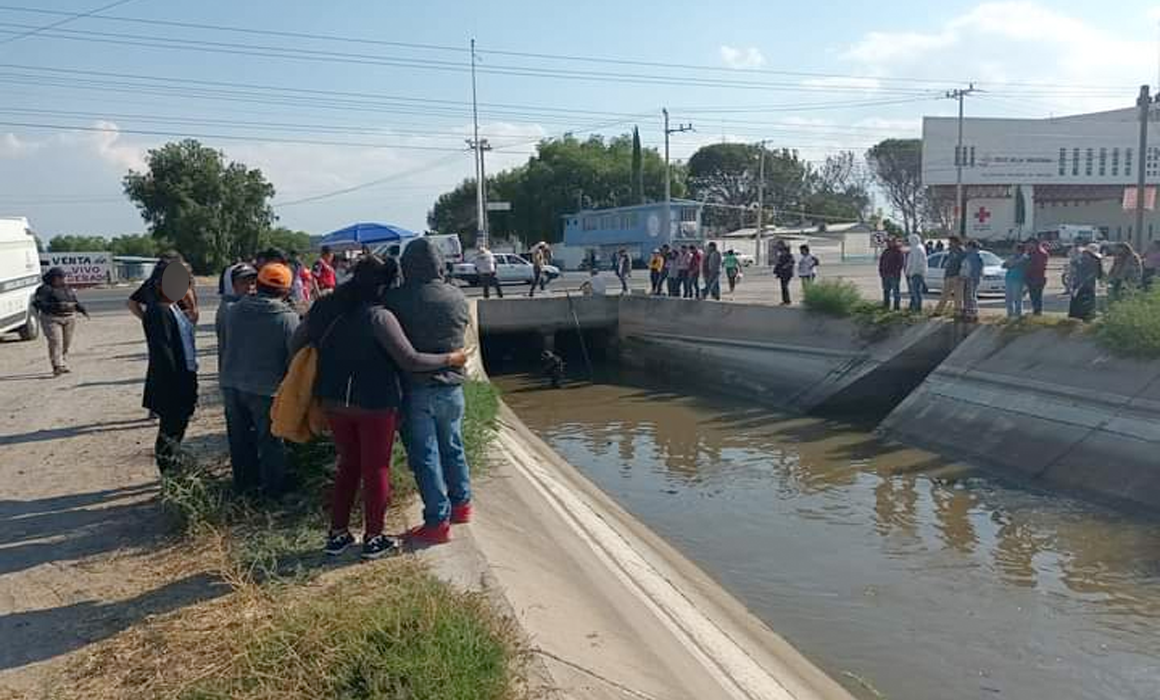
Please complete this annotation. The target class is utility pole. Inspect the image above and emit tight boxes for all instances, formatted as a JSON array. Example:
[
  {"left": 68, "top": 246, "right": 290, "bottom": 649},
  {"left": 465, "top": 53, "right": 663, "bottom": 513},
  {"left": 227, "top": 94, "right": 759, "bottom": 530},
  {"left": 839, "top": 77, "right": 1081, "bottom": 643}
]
[
  {"left": 470, "top": 38, "right": 486, "bottom": 248},
  {"left": 755, "top": 140, "right": 767, "bottom": 266},
  {"left": 663, "top": 108, "right": 693, "bottom": 245},
  {"left": 1135, "top": 85, "right": 1152, "bottom": 252},
  {"left": 947, "top": 84, "right": 979, "bottom": 237}
]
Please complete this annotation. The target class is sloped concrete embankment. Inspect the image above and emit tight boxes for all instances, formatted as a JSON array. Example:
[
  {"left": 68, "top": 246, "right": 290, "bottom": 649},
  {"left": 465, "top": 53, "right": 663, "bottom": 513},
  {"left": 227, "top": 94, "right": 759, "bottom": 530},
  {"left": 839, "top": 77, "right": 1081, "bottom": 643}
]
[
  {"left": 617, "top": 296, "right": 967, "bottom": 415},
  {"left": 879, "top": 326, "right": 1160, "bottom": 510},
  {"left": 460, "top": 302, "right": 855, "bottom": 699}
]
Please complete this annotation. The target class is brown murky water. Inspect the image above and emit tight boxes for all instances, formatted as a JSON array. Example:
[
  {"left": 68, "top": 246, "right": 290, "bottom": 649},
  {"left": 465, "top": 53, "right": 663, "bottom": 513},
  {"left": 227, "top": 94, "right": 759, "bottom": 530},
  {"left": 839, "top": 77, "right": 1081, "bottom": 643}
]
[{"left": 495, "top": 370, "right": 1160, "bottom": 700}]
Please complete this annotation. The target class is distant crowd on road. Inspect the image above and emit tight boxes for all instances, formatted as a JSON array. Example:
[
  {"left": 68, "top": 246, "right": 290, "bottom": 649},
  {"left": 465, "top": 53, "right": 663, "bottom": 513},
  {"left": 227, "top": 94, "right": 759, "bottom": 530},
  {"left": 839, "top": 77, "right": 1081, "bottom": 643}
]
[{"left": 98, "top": 241, "right": 476, "bottom": 561}]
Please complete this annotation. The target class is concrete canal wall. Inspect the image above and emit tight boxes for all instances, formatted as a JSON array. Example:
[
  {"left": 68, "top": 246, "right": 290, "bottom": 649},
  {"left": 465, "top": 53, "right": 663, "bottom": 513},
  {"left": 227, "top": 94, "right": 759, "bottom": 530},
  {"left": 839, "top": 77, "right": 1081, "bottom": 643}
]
[
  {"left": 616, "top": 296, "right": 966, "bottom": 415},
  {"left": 880, "top": 326, "right": 1160, "bottom": 510}
]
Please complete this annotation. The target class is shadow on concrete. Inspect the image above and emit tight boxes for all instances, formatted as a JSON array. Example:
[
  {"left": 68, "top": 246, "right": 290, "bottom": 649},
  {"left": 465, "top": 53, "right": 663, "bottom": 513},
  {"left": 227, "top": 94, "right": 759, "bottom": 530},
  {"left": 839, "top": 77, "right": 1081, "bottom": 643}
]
[
  {"left": 0, "top": 418, "right": 154, "bottom": 447},
  {"left": 75, "top": 377, "right": 145, "bottom": 389},
  {"left": 0, "top": 572, "right": 229, "bottom": 671},
  {"left": 0, "top": 371, "right": 55, "bottom": 383}
]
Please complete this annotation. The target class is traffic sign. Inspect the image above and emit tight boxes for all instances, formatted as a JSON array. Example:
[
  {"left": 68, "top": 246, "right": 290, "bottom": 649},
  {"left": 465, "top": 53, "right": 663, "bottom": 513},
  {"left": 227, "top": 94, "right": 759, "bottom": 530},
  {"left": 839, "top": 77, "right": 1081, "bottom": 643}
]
[{"left": 486, "top": 201, "right": 512, "bottom": 211}]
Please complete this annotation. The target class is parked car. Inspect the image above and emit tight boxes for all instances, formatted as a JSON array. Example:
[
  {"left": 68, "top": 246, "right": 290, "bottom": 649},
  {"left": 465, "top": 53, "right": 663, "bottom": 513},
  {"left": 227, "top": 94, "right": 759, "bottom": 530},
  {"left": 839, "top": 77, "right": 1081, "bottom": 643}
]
[
  {"left": 925, "top": 250, "right": 1006, "bottom": 296},
  {"left": 451, "top": 253, "right": 561, "bottom": 286}
]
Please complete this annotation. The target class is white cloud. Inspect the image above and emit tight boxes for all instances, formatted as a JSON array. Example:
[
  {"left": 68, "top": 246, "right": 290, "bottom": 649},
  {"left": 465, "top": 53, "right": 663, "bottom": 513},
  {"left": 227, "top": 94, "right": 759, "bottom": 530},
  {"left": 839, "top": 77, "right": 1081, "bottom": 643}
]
[
  {"left": 0, "top": 132, "right": 40, "bottom": 158},
  {"left": 719, "top": 45, "right": 766, "bottom": 70},
  {"left": 840, "top": 2, "right": 1153, "bottom": 114}
]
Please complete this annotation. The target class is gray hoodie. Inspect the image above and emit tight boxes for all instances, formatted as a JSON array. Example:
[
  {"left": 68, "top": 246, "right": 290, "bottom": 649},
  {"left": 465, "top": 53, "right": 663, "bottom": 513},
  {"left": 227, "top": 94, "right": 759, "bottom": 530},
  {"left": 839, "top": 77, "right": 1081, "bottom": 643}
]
[
  {"left": 387, "top": 238, "right": 469, "bottom": 387},
  {"left": 219, "top": 293, "right": 300, "bottom": 396}
]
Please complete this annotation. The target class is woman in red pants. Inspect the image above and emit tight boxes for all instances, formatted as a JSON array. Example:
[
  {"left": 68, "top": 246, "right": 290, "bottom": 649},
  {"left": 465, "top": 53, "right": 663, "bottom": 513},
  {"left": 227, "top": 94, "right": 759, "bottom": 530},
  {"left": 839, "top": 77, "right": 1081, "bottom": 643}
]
[{"left": 294, "top": 256, "right": 466, "bottom": 559}]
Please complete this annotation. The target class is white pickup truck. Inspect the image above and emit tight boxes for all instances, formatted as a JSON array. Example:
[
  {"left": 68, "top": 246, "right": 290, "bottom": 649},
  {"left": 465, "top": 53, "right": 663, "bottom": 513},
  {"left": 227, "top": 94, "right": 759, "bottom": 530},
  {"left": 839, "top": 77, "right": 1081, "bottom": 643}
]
[{"left": 0, "top": 216, "right": 42, "bottom": 340}]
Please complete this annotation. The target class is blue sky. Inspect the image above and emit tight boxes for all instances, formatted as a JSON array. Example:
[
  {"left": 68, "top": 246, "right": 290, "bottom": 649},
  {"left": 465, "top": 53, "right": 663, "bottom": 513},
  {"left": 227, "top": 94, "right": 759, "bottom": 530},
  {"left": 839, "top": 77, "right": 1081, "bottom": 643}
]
[{"left": 2, "top": 0, "right": 1159, "bottom": 239}]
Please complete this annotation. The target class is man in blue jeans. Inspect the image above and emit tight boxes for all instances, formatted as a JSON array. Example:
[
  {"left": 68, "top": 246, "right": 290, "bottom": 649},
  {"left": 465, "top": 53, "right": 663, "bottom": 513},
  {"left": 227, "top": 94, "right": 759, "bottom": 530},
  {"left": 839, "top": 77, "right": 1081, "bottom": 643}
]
[{"left": 387, "top": 238, "right": 472, "bottom": 546}]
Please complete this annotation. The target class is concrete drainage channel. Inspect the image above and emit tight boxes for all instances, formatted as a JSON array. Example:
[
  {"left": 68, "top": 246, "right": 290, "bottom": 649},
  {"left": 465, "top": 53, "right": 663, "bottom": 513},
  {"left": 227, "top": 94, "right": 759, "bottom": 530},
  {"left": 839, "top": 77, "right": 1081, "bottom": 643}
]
[{"left": 467, "top": 295, "right": 1160, "bottom": 698}]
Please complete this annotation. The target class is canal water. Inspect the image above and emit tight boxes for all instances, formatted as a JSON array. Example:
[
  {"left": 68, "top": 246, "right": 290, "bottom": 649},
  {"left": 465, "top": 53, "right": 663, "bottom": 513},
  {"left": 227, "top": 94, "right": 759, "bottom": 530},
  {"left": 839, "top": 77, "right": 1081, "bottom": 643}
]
[{"left": 494, "top": 369, "right": 1160, "bottom": 700}]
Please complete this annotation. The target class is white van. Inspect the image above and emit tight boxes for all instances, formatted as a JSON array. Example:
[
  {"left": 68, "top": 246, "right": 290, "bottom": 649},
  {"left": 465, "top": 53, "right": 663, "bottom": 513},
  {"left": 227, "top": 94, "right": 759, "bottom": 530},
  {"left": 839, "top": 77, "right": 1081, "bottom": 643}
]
[
  {"left": 0, "top": 217, "right": 42, "bottom": 340},
  {"left": 372, "top": 233, "right": 463, "bottom": 274}
]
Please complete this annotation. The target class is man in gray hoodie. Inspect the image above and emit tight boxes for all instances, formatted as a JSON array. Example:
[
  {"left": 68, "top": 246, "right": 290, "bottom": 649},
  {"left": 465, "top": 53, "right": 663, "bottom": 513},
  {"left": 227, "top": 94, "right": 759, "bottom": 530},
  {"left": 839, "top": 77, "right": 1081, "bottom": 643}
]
[
  {"left": 218, "top": 263, "right": 300, "bottom": 495},
  {"left": 387, "top": 238, "right": 471, "bottom": 545}
]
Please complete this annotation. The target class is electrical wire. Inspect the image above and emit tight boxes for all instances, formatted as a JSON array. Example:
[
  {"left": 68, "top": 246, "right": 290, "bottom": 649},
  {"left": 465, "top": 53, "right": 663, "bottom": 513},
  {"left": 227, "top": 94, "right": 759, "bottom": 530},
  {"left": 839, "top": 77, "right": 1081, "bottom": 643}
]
[{"left": 0, "top": 0, "right": 137, "bottom": 45}]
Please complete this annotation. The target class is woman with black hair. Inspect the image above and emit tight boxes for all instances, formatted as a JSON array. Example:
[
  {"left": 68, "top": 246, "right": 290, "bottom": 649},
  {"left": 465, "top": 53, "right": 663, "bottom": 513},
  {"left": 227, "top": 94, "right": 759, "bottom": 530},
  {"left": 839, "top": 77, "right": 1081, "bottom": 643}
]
[
  {"left": 31, "top": 267, "right": 88, "bottom": 376},
  {"left": 292, "top": 255, "right": 466, "bottom": 560}
]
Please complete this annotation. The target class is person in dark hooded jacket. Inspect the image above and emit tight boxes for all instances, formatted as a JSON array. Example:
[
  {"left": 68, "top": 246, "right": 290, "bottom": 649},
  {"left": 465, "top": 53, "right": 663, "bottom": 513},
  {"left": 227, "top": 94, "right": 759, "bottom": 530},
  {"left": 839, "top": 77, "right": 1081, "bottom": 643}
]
[
  {"left": 386, "top": 238, "right": 472, "bottom": 546},
  {"left": 32, "top": 267, "right": 88, "bottom": 376}
]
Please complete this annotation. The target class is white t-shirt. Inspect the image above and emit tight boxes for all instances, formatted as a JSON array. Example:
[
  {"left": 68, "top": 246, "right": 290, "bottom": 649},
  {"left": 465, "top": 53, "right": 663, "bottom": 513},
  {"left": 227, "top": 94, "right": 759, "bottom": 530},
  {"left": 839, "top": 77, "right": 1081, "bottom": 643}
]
[
  {"left": 585, "top": 274, "right": 608, "bottom": 296},
  {"left": 797, "top": 254, "right": 819, "bottom": 278},
  {"left": 475, "top": 250, "right": 496, "bottom": 274}
]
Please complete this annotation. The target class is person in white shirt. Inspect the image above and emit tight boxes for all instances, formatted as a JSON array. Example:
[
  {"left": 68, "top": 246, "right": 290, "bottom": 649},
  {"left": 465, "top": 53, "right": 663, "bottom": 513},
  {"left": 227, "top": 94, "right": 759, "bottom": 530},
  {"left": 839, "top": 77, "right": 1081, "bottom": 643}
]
[
  {"left": 904, "top": 234, "right": 929, "bottom": 312},
  {"left": 797, "top": 245, "right": 820, "bottom": 292},
  {"left": 580, "top": 267, "right": 608, "bottom": 296},
  {"left": 474, "top": 246, "right": 502, "bottom": 299}
]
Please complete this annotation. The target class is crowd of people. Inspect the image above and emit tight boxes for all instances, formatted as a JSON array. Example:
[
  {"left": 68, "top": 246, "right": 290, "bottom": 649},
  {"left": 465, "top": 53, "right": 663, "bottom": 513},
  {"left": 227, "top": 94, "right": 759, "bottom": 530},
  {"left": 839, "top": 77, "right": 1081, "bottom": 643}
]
[{"left": 121, "top": 240, "right": 472, "bottom": 560}]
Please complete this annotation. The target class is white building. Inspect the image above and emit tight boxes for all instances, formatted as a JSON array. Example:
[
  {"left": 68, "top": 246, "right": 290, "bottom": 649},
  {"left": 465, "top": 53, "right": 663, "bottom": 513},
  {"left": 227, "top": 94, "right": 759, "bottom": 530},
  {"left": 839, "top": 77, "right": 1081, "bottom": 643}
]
[{"left": 922, "top": 107, "right": 1160, "bottom": 245}]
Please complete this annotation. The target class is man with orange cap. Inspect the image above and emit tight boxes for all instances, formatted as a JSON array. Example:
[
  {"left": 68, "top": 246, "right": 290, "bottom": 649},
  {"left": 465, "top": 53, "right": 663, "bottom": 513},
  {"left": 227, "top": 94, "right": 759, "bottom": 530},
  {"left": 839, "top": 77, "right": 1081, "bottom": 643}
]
[{"left": 218, "top": 262, "right": 301, "bottom": 495}]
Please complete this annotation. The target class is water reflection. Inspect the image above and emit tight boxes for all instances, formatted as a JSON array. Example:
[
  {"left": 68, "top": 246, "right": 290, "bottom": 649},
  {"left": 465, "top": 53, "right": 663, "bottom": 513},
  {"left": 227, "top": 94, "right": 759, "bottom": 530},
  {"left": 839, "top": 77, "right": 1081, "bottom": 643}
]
[{"left": 496, "top": 371, "right": 1160, "bottom": 700}]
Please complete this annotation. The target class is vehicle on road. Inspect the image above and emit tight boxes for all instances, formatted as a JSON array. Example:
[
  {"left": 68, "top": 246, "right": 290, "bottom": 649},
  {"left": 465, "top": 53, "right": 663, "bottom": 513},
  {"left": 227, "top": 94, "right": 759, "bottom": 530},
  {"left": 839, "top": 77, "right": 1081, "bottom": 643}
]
[
  {"left": 735, "top": 253, "right": 755, "bottom": 267},
  {"left": 0, "top": 217, "right": 42, "bottom": 341},
  {"left": 925, "top": 250, "right": 1006, "bottom": 296},
  {"left": 371, "top": 233, "right": 462, "bottom": 273},
  {"left": 451, "top": 253, "right": 561, "bottom": 286}
]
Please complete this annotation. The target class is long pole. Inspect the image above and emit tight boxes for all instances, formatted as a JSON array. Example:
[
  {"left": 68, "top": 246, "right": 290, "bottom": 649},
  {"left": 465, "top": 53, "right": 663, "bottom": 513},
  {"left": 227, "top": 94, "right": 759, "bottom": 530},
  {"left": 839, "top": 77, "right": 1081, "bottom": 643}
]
[
  {"left": 1136, "top": 85, "right": 1151, "bottom": 252},
  {"left": 479, "top": 138, "right": 492, "bottom": 247},
  {"left": 663, "top": 108, "right": 671, "bottom": 246},
  {"left": 947, "top": 84, "right": 977, "bottom": 238},
  {"left": 470, "top": 38, "right": 486, "bottom": 248},
  {"left": 755, "top": 141, "right": 766, "bottom": 265}
]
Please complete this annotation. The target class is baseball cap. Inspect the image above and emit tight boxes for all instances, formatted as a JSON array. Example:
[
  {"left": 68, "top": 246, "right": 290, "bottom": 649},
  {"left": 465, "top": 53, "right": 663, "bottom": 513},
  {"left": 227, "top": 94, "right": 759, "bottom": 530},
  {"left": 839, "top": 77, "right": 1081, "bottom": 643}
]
[
  {"left": 257, "top": 263, "right": 293, "bottom": 290},
  {"left": 231, "top": 263, "right": 258, "bottom": 282}
]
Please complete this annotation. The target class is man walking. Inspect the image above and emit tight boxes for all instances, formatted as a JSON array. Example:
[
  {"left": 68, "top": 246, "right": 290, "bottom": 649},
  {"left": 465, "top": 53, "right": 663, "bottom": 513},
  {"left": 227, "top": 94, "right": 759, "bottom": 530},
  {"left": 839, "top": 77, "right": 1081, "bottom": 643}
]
[
  {"left": 388, "top": 238, "right": 472, "bottom": 546},
  {"left": 474, "top": 245, "right": 502, "bottom": 299},
  {"left": 879, "top": 237, "right": 905, "bottom": 311},
  {"left": 32, "top": 267, "right": 89, "bottom": 376},
  {"left": 615, "top": 248, "right": 632, "bottom": 295},
  {"left": 702, "top": 242, "right": 723, "bottom": 301},
  {"left": 218, "top": 263, "right": 300, "bottom": 495},
  {"left": 904, "top": 234, "right": 928, "bottom": 312},
  {"left": 528, "top": 244, "right": 546, "bottom": 298},
  {"left": 773, "top": 242, "right": 796, "bottom": 305},
  {"left": 1025, "top": 237, "right": 1049, "bottom": 315},
  {"left": 933, "top": 236, "right": 966, "bottom": 317}
]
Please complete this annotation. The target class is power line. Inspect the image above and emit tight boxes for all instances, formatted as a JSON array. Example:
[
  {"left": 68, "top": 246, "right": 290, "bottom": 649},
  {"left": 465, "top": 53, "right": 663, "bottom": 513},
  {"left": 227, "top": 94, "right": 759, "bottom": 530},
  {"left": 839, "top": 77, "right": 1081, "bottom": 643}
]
[{"left": 0, "top": 0, "right": 137, "bottom": 45}]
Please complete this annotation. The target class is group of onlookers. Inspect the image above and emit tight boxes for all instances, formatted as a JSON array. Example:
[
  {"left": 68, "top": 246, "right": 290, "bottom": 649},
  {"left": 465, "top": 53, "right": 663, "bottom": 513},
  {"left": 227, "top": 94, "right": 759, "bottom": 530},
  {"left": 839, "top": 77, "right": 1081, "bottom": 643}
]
[
  {"left": 124, "top": 240, "right": 472, "bottom": 560},
  {"left": 644, "top": 242, "right": 729, "bottom": 300}
]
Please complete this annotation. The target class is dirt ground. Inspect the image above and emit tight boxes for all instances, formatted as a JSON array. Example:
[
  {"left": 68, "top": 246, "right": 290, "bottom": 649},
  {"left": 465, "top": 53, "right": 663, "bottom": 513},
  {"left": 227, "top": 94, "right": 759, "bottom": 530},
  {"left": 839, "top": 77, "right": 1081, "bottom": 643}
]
[{"left": 0, "top": 301, "right": 227, "bottom": 696}]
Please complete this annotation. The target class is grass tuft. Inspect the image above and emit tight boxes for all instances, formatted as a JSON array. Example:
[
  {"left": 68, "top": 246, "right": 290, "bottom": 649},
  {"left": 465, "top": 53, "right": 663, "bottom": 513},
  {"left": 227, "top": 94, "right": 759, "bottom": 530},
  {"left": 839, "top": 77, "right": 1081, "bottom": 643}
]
[
  {"left": 802, "top": 279, "right": 864, "bottom": 317},
  {"left": 1096, "top": 287, "right": 1160, "bottom": 358}
]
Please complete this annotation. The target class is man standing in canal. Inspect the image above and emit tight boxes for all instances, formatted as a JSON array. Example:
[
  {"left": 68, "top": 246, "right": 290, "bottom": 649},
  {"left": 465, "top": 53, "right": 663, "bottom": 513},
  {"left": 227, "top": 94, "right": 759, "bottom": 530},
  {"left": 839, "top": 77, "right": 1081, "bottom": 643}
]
[{"left": 388, "top": 238, "right": 472, "bottom": 546}]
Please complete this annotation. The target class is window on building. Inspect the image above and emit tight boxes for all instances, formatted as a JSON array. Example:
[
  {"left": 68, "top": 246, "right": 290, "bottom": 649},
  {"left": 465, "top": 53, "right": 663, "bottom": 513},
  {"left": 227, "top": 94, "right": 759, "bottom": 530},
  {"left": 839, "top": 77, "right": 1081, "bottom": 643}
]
[
  {"left": 1126, "top": 148, "right": 1134, "bottom": 177},
  {"left": 1085, "top": 148, "right": 1094, "bottom": 176},
  {"left": 1099, "top": 147, "right": 1107, "bottom": 176},
  {"left": 628, "top": 212, "right": 639, "bottom": 228},
  {"left": 1058, "top": 148, "right": 1067, "bottom": 176},
  {"left": 601, "top": 215, "right": 613, "bottom": 229},
  {"left": 1072, "top": 148, "right": 1080, "bottom": 176},
  {"left": 680, "top": 207, "right": 698, "bottom": 222},
  {"left": 1112, "top": 147, "right": 1120, "bottom": 177},
  {"left": 954, "top": 146, "right": 961, "bottom": 167},
  {"left": 969, "top": 146, "right": 976, "bottom": 168}
]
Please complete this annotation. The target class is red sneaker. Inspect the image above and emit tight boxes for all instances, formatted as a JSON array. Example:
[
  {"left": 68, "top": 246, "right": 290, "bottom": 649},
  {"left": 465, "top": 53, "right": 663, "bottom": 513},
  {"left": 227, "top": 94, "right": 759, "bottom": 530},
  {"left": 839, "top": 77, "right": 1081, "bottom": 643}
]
[
  {"left": 450, "top": 502, "right": 473, "bottom": 524},
  {"left": 404, "top": 521, "right": 451, "bottom": 546}
]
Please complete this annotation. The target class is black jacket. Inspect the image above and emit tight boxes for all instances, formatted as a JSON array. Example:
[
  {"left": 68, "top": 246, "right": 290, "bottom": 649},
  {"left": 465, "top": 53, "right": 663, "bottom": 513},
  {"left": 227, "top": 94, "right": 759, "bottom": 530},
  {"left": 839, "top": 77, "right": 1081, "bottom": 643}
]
[
  {"left": 386, "top": 238, "right": 469, "bottom": 387},
  {"left": 32, "top": 284, "right": 86, "bottom": 316},
  {"left": 142, "top": 304, "right": 198, "bottom": 418}
]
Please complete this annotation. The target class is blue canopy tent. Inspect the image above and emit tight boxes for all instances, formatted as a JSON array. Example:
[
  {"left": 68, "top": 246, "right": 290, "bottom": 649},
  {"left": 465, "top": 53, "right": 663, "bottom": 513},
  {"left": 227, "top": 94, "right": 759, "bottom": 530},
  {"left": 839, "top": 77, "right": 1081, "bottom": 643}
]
[{"left": 317, "top": 222, "right": 419, "bottom": 251}]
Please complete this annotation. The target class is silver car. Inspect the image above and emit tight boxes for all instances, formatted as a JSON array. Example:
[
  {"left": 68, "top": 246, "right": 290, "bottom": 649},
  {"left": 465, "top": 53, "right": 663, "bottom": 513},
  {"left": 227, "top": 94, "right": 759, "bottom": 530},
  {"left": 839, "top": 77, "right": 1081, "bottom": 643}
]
[{"left": 925, "top": 250, "right": 1007, "bottom": 296}]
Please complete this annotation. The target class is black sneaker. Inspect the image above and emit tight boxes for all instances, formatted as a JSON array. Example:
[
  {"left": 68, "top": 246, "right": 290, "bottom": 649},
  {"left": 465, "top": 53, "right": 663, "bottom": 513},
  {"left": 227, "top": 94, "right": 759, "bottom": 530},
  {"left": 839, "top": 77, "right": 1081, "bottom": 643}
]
[
  {"left": 361, "top": 534, "right": 401, "bottom": 560},
  {"left": 324, "top": 530, "right": 355, "bottom": 556}
]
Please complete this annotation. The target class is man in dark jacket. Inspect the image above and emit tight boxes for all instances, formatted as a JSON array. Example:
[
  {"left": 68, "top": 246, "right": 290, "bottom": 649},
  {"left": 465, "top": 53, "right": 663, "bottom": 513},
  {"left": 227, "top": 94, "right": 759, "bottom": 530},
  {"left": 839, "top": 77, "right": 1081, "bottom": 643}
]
[
  {"left": 142, "top": 263, "right": 199, "bottom": 473},
  {"left": 1025, "top": 237, "right": 1050, "bottom": 315},
  {"left": 878, "top": 238, "right": 906, "bottom": 310},
  {"left": 934, "top": 236, "right": 966, "bottom": 317},
  {"left": 31, "top": 267, "right": 88, "bottom": 376},
  {"left": 387, "top": 238, "right": 471, "bottom": 546},
  {"left": 218, "top": 263, "right": 300, "bottom": 494}
]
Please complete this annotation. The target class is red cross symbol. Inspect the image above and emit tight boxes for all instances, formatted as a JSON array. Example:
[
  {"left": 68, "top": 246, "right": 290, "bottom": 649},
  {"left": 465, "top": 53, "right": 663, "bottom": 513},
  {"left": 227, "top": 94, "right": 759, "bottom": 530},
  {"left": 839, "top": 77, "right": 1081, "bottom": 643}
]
[{"left": 975, "top": 207, "right": 992, "bottom": 224}]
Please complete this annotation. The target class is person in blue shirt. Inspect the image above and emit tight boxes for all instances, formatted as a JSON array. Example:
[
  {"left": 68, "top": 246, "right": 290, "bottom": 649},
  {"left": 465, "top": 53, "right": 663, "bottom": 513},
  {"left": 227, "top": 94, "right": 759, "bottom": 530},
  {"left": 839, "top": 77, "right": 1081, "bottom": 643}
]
[
  {"left": 1003, "top": 243, "right": 1030, "bottom": 318},
  {"left": 962, "top": 240, "right": 984, "bottom": 322}
]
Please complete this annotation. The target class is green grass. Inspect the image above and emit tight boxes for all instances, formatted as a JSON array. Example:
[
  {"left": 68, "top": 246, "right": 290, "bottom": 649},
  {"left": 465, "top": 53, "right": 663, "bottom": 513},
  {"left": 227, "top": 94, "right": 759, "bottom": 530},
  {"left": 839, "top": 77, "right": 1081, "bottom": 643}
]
[
  {"left": 158, "top": 379, "right": 503, "bottom": 583},
  {"left": 178, "top": 563, "right": 522, "bottom": 700},
  {"left": 1096, "top": 287, "right": 1160, "bottom": 358},
  {"left": 802, "top": 279, "right": 864, "bottom": 317}
]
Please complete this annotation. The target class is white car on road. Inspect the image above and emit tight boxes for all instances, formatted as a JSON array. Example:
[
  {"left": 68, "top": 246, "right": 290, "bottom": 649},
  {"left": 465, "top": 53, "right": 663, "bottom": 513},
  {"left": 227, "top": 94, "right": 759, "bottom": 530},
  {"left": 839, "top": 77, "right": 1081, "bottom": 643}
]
[
  {"left": 925, "top": 250, "right": 1006, "bottom": 296},
  {"left": 452, "top": 253, "right": 561, "bottom": 286}
]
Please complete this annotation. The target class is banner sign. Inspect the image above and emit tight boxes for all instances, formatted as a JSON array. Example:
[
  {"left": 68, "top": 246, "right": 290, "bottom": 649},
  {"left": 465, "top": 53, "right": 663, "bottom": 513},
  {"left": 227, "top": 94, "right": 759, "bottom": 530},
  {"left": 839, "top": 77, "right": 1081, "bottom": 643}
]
[{"left": 39, "top": 252, "right": 112, "bottom": 286}]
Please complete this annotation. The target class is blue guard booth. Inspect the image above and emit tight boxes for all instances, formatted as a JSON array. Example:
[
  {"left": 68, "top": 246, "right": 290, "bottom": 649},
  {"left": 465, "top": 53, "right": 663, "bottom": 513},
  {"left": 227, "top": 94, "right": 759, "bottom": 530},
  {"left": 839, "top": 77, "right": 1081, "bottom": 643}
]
[{"left": 563, "top": 200, "right": 704, "bottom": 267}]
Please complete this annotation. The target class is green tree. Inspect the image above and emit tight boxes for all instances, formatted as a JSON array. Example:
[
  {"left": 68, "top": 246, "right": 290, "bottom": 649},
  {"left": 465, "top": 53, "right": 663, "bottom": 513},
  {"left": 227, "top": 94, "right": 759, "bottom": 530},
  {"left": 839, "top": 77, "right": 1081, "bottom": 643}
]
[
  {"left": 263, "top": 227, "right": 312, "bottom": 256},
  {"left": 687, "top": 143, "right": 812, "bottom": 230},
  {"left": 631, "top": 126, "right": 644, "bottom": 205},
  {"left": 803, "top": 151, "right": 871, "bottom": 223},
  {"left": 866, "top": 139, "right": 924, "bottom": 236},
  {"left": 428, "top": 133, "right": 676, "bottom": 248},
  {"left": 123, "top": 139, "right": 276, "bottom": 273},
  {"left": 48, "top": 234, "right": 109, "bottom": 252},
  {"left": 108, "top": 233, "right": 160, "bottom": 257}
]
